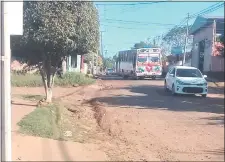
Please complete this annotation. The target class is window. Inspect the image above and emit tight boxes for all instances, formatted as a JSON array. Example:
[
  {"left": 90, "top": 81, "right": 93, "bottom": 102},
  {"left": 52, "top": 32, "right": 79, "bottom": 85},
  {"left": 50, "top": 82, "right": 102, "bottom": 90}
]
[
  {"left": 176, "top": 69, "right": 202, "bottom": 78},
  {"left": 138, "top": 56, "right": 147, "bottom": 62},
  {"left": 71, "top": 55, "right": 77, "bottom": 68},
  {"left": 149, "top": 56, "right": 160, "bottom": 62},
  {"left": 169, "top": 68, "right": 175, "bottom": 74},
  {"left": 125, "top": 53, "right": 128, "bottom": 62},
  {"left": 128, "top": 54, "right": 132, "bottom": 62},
  {"left": 153, "top": 49, "right": 159, "bottom": 52},
  {"left": 168, "top": 67, "right": 173, "bottom": 74}
]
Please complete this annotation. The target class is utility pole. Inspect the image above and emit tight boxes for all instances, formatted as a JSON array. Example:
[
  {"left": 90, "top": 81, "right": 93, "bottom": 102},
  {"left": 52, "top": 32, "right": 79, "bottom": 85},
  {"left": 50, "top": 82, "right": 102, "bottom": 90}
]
[
  {"left": 183, "top": 13, "right": 189, "bottom": 66},
  {"left": 0, "top": 2, "right": 12, "bottom": 161},
  {"left": 91, "top": 51, "right": 94, "bottom": 75},
  {"left": 100, "top": 31, "right": 105, "bottom": 58},
  {"left": 95, "top": 51, "right": 99, "bottom": 74},
  {"left": 104, "top": 50, "right": 108, "bottom": 58}
]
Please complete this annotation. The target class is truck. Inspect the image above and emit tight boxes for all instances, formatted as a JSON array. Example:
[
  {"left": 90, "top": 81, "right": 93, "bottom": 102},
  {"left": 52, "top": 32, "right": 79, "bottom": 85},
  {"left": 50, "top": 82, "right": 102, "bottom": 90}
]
[{"left": 117, "top": 48, "right": 162, "bottom": 80}]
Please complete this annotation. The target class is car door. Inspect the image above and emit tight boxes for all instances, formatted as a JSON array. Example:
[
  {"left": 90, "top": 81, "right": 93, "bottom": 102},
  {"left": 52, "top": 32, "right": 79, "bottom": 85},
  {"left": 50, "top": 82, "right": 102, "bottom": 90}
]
[
  {"left": 165, "top": 67, "right": 172, "bottom": 88},
  {"left": 170, "top": 68, "right": 176, "bottom": 87},
  {"left": 167, "top": 67, "right": 175, "bottom": 89}
]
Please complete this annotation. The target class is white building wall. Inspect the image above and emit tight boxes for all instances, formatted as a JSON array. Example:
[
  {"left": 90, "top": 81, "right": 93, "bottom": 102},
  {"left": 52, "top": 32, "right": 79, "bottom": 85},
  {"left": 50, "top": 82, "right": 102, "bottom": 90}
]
[
  {"left": 191, "top": 23, "right": 214, "bottom": 72},
  {"left": 67, "top": 55, "right": 81, "bottom": 72}
]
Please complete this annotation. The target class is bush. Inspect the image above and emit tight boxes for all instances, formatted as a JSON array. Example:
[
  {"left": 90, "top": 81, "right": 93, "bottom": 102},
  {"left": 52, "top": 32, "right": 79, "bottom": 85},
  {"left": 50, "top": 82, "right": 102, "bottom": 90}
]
[
  {"left": 11, "top": 72, "right": 95, "bottom": 87},
  {"left": 55, "top": 72, "right": 95, "bottom": 86}
]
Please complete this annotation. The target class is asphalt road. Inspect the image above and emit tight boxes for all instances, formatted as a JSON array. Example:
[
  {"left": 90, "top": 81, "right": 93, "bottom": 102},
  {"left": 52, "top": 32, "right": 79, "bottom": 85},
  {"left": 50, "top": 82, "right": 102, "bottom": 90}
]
[{"left": 94, "top": 75, "right": 224, "bottom": 161}]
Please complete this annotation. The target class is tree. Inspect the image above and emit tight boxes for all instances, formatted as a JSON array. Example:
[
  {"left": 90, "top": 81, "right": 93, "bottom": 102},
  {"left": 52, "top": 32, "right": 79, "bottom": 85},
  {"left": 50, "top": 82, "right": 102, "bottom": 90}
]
[
  {"left": 11, "top": 1, "right": 99, "bottom": 102},
  {"left": 112, "top": 54, "right": 118, "bottom": 62},
  {"left": 132, "top": 41, "right": 156, "bottom": 49},
  {"left": 214, "top": 34, "right": 224, "bottom": 57},
  {"left": 163, "top": 25, "right": 193, "bottom": 52},
  {"left": 103, "top": 57, "right": 114, "bottom": 69}
]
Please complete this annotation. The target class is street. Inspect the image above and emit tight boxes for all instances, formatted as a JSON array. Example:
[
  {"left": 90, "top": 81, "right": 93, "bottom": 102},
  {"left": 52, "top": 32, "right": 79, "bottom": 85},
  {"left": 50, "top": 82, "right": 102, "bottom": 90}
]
[{"left": 91, "top": 75, "right": 224, "bottom": 161}]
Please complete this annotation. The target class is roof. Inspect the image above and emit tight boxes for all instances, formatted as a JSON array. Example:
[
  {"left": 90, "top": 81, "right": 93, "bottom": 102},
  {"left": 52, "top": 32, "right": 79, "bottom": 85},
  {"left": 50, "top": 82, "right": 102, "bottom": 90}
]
[
  {"left": 189, "top": 16, "right": 224, "bottom": 35},
  {"left": 175, "top": 66, "right": 197, "bottom": 69}
]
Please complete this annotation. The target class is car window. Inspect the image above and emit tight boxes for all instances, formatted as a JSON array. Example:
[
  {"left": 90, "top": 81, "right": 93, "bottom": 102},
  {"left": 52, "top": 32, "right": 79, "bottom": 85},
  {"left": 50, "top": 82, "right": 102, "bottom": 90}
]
[
  {"left": 171, "top": 68, "right": 175, "bottom": 75},
  {"left": 176, "top": 69, "right": 202, "bottom": 78},
  {"left": 168, "top": 67, "right": 174, "bottom": 74}
]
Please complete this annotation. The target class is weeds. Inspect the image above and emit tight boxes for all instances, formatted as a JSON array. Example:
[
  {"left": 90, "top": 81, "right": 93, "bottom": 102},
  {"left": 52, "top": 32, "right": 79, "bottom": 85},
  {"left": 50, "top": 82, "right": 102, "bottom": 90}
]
[{"left": 11, "top": 72, "right": 95, "bottom": 87}]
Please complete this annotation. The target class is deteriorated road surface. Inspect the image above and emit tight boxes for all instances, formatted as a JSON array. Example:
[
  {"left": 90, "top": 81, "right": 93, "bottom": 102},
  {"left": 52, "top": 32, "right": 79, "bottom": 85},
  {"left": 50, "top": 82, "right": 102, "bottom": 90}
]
[{"left": 94, "top": 75, "right": 224, "bottom": 161}]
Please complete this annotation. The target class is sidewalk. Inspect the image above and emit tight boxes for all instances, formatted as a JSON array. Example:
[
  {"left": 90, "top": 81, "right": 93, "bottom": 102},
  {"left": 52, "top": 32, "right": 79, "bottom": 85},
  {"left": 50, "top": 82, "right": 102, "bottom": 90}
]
[{"left": 12, "top": 90, "right": 108, "bottom": 161}]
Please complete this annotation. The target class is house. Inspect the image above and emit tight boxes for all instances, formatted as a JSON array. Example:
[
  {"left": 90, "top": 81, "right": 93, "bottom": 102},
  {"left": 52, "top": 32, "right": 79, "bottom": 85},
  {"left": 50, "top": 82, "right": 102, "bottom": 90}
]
[
  {"left": 66, "top": 55, "right": 82, "bottom": 72},
  {"left": 164, "top": 52, "right": 192, "bottom": 73},
  {"left": 189, "top": 16, "right": 224, "bottom": 80}
]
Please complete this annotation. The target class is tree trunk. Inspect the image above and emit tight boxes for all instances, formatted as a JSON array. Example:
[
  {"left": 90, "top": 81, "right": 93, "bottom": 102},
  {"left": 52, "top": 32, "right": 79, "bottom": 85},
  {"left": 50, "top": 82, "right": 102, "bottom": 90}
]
[
  {"left": 62, "top": 58, "right": 67, "bottom": 74},
  {"left": 39, "top": 60, "right": 56, "bottom": 103},
  {"left": 39, "top": 65, "right": 48, "bottom": 98},
  {"left": 46, "top": 87, "right": 53, "bottom": 103}
]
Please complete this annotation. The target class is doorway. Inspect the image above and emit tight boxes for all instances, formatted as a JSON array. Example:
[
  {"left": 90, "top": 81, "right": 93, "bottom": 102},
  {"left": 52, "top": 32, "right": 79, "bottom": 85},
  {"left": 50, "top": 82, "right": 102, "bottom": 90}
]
[{"left": 198, "top": 40, "right": 205, "bottom": 72}]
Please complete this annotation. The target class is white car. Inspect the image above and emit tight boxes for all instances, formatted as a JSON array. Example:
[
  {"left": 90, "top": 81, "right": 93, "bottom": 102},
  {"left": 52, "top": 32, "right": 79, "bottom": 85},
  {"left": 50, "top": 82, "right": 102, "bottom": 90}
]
[{"left": 164, "top": 66, "right": 208, "bottom": 97}]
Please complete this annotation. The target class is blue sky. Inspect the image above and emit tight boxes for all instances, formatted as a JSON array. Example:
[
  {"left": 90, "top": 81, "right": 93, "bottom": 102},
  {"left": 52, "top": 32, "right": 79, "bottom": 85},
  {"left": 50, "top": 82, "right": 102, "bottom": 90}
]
[{"left": 95, "top": 1, "right": 224, "bottom": 58}]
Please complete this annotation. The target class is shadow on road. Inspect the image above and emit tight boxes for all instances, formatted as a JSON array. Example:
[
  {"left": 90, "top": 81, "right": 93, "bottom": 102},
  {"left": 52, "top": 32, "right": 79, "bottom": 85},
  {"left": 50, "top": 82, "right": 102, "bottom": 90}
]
[
  {"left": 200, "top": 115, "right": 224, "bottom": 126},
  {"left": 11, "top": 101, "right": 37, "bottom": 107},
  {"left": 99, "top": 75, "right": 165, "bottom": 81},
  {"left": 94, "top": 85, "right": 224, "bottom": 114},
  {"left": 204, "top": 148, "right": 225, "bottom": 155}
]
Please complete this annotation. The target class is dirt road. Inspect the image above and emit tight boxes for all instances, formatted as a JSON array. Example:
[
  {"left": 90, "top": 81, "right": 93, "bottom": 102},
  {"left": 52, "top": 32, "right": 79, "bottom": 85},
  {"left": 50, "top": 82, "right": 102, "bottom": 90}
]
[
  {"left": 92, "top": 75, "right": 224, "bottom": 161},
  {"left": 12, "top": 76, "right": 224, "bottom": 161}
]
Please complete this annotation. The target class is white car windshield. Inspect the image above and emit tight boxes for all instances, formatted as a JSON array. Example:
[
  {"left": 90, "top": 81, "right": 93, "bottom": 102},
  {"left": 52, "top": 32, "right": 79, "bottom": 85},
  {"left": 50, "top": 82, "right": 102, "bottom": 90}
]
[{"left": 176, "top": 69, "right": 202, "bottom": 78}]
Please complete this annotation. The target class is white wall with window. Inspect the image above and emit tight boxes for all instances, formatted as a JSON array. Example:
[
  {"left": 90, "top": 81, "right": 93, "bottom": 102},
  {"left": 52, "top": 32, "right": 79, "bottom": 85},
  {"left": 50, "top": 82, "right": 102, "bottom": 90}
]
[{"left": 67, "top": 54, "right": 81, "bottom": 72}]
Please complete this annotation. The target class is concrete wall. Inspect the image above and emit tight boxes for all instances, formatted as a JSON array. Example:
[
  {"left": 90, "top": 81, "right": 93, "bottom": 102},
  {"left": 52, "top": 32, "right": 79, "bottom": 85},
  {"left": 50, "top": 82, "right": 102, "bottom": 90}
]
[
  {"left": 83, "top": 63, "right": 88, "bottom": 74},
  {"left": 191, "top": 23, "right": 214, "bottom": 72},
  {"left": 211, "top": 56, "right": 224, "bottom": 72}
]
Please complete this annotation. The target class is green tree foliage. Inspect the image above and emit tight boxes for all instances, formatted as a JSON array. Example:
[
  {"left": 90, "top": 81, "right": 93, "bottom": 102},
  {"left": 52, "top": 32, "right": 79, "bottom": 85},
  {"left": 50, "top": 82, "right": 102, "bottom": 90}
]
[
  {"left": 218, "top": 35, "right": 224, "bottom": 44},
  {"left": 163, "top": 25, "right": 192, "bottom": 50},
  {"left": 11, "top": 1, "right": 99, "bottom": 102},
  {"left": 132, "top": 41, "right": 156, "bottom": 49},
  {"left": 112, "top": 54, "right": 118, "bottom": 62},
  {"left": 103, "top": 57, "right": 114, "bottom": 69}
]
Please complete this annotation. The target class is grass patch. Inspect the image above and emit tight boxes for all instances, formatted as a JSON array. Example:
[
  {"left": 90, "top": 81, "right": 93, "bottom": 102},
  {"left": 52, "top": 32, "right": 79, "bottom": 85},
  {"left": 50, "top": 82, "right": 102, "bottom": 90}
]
[
  {"left": 12, "top": 72, "right": 95, "bottom": 87},
  {"left": 11, "top": 74, "right": 43, "bottom": 87},
  {"left": 17, "top": 104, "right": 62, "bottom": 139},
  {"left": 17, "top": 101, "right": 101, "bottom": 142}
]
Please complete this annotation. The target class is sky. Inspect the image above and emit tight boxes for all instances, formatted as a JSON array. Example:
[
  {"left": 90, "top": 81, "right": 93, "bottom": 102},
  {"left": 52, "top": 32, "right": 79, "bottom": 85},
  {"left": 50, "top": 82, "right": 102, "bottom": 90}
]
[{"left": 95, "top": 1, "right": 224, "bottom": 58}]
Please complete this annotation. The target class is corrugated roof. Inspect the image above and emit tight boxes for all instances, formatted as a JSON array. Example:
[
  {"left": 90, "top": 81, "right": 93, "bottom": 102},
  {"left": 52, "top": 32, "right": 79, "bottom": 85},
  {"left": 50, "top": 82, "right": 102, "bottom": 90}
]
[{"left": 189, "top": 16, "right": 224, "bottom": 35}]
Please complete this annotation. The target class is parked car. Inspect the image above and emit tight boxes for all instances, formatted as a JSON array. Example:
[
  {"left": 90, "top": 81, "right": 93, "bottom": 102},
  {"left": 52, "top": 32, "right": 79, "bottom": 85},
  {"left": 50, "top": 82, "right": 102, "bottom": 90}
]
[
  {"left": 164, "top": 66, "right": 208, "bottom": 97},
  {"left": 106, "top": 68, "right": 114, "bottom": 75}
]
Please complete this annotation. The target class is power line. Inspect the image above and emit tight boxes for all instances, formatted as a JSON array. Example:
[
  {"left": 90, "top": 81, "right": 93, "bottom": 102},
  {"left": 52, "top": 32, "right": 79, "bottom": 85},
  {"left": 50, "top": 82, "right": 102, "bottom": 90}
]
[
  {"left": 189, "top": 2, "right": 224, "bottom": 19},
  {"left": 95, "top": 2, "right": 165, "bottom": 6},
  {"left": 163, "top": 2, "right": 224, "bottom": 37},
  {"left": 102, "top": 18, "right": 179, "bottom": 26},
  {"left": 100, "top": 24, "right": 172, "bottom": 30},
  {"left": 119, "top": 2, "right": 160, "bottom": 14}
]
